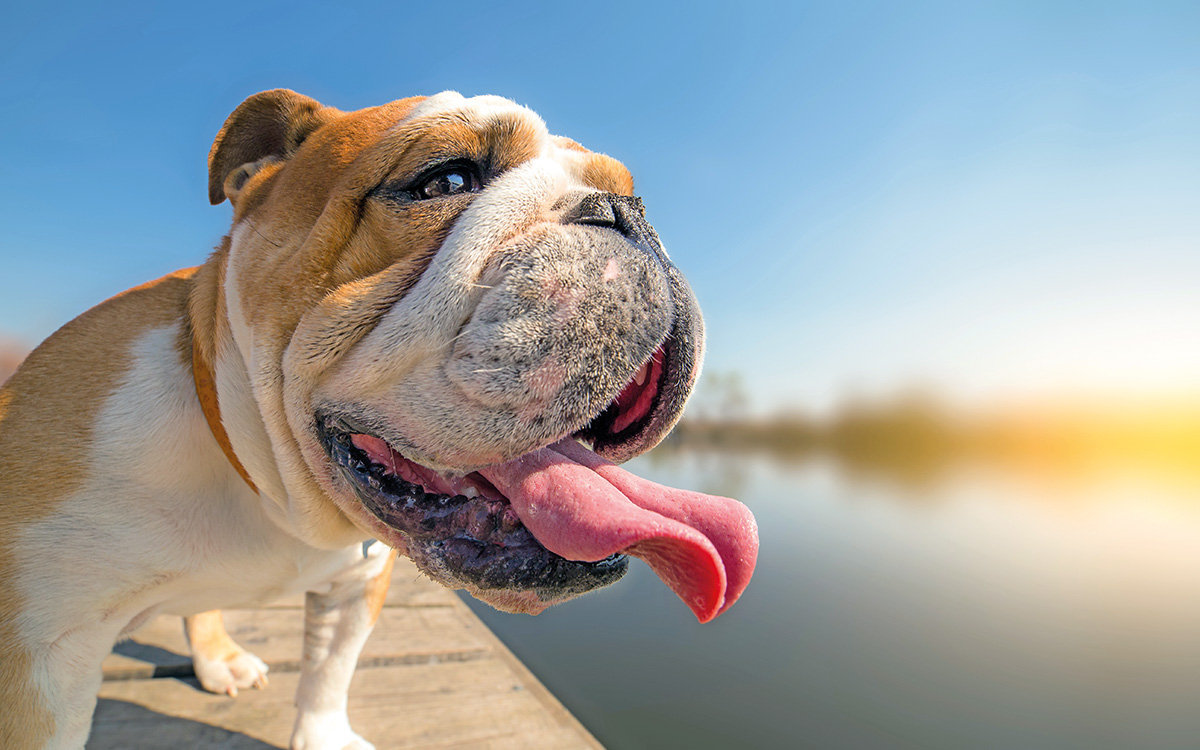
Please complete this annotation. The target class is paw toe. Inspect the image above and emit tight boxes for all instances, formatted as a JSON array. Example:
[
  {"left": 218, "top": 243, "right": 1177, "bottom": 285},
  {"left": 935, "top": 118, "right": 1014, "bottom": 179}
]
[{"left": 194, "top": 650, "right": 270, "bottom": 696}]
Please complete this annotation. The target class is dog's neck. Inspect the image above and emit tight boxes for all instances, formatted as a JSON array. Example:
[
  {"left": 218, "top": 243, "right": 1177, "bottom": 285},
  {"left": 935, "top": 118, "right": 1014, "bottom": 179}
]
[
  {"left": 192, "top": 335, "right": 259, "bottom": 494},
  {"left": 186, "top": 241, "right": 258, "bottom": 494}
]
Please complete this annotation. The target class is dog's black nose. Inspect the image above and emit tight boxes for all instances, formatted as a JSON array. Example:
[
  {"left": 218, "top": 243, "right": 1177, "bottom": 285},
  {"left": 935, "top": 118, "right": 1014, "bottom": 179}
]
[
  {"left": 562, "top": 192, "right": 670, "bottom": 266},
  {"left": 563, "top": 193, "right": 645, "bottom": 234}
]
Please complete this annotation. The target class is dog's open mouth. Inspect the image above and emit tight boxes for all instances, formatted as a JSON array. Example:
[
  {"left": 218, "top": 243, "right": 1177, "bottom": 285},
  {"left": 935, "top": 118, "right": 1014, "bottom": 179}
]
[
  {"left": 317, "top": 415, "right": 630, "bottom": 604},
  {"left": 574, "top": 345, "right": 664, "bottom": 446},
  {"left": 315, "top": 344, "right": 758, "bottom": 622}
]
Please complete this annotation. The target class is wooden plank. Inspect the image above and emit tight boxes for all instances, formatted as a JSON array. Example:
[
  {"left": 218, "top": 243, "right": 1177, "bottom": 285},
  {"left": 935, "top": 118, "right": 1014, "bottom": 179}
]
[
  {"left": 91, "top": 557, "right": 604, "bottom": 749},
  {"left": 91, "top": 659, "right": 600, "bottom": 750},
  {"left": 103, "top": 606, "right": 493, "bottom": 681}
]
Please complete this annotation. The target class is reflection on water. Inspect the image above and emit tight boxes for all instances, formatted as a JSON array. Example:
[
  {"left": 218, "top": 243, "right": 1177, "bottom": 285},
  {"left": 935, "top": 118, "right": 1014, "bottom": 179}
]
[{"left": 462, "top": 447, "right": 1200, "bottom": 750}]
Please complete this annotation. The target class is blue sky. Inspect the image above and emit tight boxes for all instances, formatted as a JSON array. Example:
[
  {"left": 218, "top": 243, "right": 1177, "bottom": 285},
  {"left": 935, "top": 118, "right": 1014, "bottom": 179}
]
[{"left": 2, "top": 1, "right": 1198, "bottom": 411}]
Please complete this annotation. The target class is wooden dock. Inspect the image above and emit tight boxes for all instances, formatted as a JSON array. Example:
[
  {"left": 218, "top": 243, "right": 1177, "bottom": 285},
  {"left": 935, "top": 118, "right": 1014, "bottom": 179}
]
[{"left": 88, "top": 558, "right": 604, "bottom": 749}]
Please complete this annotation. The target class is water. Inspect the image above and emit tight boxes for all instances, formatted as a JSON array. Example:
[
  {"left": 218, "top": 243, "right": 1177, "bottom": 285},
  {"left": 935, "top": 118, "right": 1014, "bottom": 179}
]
[{"left": 461, "top": 449, "right": 1200, "bottom": 750}]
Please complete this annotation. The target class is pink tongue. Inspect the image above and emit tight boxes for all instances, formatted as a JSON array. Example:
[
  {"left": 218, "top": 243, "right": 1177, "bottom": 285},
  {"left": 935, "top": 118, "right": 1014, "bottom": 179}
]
[{"left": 480, "top": 439, "right": 759, "bottom": 622}]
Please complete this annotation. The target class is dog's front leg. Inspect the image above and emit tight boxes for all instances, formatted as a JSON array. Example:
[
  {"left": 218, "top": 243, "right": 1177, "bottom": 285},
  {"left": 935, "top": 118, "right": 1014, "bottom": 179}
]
[
  {"left": 184, "top": 610, "right": 270, "bottom": 697},
  {"left": 291, "top": 545, "right": 397, "bottom": 750}
]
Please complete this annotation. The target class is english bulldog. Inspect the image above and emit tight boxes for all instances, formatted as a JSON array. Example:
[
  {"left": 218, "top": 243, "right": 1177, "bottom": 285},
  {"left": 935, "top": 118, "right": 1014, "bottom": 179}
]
[{"left": 0, "top": 90, "right": 759, "bottom": 749}]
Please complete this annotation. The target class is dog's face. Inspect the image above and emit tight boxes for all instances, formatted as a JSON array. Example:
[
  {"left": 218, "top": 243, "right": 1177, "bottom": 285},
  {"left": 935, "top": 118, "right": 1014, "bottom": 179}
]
[{"left": 203, "top": 91, "right": 751, "bottom": 620}]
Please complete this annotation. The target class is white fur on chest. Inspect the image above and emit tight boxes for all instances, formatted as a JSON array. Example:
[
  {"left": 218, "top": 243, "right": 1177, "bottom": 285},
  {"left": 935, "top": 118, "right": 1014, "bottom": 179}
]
[{"left": 12, "top": 322, "right": 361, "bottom": 656}]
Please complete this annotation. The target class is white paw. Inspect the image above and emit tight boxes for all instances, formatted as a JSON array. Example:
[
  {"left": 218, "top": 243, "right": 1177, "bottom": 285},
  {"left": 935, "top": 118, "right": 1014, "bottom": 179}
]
[
  {"left": 291, "top": 711, "right": 375, "bottom": 750},
  {"left": 193, "top": 649, "right": 269, "bottom": 697}
]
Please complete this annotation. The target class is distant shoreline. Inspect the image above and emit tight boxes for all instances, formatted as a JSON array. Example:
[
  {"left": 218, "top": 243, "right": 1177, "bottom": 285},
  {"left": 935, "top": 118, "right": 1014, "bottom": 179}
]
[{"left": 666, "top": 394, "right": 1200, "bottom": 487}]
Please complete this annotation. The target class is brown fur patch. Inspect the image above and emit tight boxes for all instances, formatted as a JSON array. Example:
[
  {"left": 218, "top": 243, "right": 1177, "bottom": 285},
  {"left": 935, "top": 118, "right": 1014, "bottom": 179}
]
[
  {"left": 582, "top": 153, "right": 635, "bottom": 196},
  {"left": 0, "top": 268, "right": 197, "bottom": 746},
  {"left": 192, "top": 336, "right": 258, "bottom": 493},
  {"left": 365, "top": 549, "right": 398, "bottom": 626},
  {"left": 550, "top": 136, "right": 634, "bottom": 194}
]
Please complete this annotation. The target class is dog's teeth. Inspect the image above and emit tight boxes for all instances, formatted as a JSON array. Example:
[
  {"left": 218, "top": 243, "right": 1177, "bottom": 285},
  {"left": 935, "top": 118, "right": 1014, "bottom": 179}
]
[
  {"left": 463, "top": 486, "right": 479, "bottom": 499},
  {"left": 500, "top": 507, "right": 522, "bottom": 533},
  {"left": 634, "top": 362, "right": 649, "bottom": 387}
]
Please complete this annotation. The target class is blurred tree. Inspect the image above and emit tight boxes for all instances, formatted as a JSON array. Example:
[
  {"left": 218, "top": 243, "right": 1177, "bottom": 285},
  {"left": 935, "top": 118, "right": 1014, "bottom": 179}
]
[{"left": 687, "top": 370, "right": 750, "bottom": 422}]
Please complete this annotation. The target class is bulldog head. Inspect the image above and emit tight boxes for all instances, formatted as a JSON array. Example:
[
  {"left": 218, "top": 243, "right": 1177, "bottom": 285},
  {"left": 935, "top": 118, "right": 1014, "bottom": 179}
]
[{"left": 198, "top": 90, "right": 756, "bottom": 621}]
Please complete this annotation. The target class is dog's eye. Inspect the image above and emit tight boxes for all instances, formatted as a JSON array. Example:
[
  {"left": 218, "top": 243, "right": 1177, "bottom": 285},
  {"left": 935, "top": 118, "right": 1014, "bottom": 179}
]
[{"left": 414, "top": 167, "right": 479, "bottom": 200}]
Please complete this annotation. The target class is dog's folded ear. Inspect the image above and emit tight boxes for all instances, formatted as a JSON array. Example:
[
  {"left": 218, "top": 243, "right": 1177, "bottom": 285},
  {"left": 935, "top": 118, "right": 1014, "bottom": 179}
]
[{"left": 208, "top": 89, "right": 340, "bottom": 205}]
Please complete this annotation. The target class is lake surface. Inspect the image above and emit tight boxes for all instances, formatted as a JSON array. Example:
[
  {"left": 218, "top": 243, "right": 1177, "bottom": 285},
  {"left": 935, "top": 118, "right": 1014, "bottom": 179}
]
[{"left": 462, "top": 449, "right": 1200, "bottom": 750}]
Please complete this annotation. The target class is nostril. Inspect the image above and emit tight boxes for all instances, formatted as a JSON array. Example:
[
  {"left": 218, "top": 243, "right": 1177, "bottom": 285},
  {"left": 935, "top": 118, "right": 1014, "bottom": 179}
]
[
  {"left": 565, "top": 192, "right": 617, "bottom": 228},
  {"left": 608, "top": 198, "right": 646, "bottom": 239},
  {"left": 562, "top": 192, "right": 670, "bottom": 267},
  {"left": 563, "top": 193, "right": 649, "bottom": 236}
]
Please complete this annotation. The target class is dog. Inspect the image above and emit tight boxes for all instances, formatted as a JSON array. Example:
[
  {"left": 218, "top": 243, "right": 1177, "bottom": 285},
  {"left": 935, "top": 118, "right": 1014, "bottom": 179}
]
[{"left": 0, "top": 90, "right": 758, "bottom": 749}]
